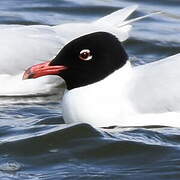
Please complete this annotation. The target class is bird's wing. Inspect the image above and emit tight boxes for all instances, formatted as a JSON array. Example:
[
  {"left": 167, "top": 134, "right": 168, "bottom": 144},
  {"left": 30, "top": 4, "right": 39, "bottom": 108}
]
[
  {"left": 94, "top": 5, "right": 138, "bottom": 26},
  {"left": 130, "top": 53, "right": 180, "bottom": 113},
  {"left": 0, "top": 25, "right": 64, "bottom": 97},
  {"left": 0, "top": 25, "right": 63, "bottom": 75}
]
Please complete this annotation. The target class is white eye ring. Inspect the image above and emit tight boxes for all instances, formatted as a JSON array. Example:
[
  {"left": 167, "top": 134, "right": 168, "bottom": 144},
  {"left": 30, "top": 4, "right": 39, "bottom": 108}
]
[{"left": 79, "top": 49, "right": 92, "bottom": 61}]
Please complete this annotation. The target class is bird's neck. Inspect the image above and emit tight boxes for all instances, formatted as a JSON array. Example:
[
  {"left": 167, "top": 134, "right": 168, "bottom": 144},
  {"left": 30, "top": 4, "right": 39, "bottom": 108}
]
[{"left": 65, "top": 61, "right": 133, "bottom": 92}]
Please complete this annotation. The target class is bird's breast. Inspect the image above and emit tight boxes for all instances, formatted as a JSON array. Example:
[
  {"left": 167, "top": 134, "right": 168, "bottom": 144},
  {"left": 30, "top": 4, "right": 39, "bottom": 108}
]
[{"left": 62, "top": 75, "right": 135, "bottom": 127}]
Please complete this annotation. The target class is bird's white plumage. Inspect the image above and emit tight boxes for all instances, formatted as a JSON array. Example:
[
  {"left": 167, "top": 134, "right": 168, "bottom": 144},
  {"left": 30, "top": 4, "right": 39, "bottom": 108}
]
[
  {"left": 0, "top": 5, "right": 138, "bottom": 96},
  {"left": 62, "top": 53, "right": 180, "bottom": 128},
  {"left": 130, "top": 53, "right": 180, "bottom": 113}
]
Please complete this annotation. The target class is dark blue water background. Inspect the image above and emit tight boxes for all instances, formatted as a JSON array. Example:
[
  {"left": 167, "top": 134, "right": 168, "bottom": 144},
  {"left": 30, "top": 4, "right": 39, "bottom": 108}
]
[{"left": 0, "top": 0, "right": 180, "bottom": 179}]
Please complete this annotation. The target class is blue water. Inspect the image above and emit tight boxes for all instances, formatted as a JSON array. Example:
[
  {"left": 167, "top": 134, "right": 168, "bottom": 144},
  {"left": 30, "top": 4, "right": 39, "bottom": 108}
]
[{"left": 0, "top": 0, "right": 180, "bottom": 179}]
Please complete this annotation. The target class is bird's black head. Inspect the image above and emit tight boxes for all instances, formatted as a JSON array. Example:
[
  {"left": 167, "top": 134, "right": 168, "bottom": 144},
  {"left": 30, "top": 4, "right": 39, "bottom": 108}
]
[{"left": 23, "top": 32, "right": 128, "bottom": 90}]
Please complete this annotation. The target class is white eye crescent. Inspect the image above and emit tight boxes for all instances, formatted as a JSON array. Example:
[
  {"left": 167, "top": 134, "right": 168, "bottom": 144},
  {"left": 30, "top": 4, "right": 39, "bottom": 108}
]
[{"left": 79, "top": 49, "right": 92, "bottom": 61}]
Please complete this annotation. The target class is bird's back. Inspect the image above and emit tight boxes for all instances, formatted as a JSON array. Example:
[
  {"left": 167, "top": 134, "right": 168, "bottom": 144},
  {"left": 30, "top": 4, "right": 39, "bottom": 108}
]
[{"left": 129, "top": 53, "right": 180, "bottom": 113}]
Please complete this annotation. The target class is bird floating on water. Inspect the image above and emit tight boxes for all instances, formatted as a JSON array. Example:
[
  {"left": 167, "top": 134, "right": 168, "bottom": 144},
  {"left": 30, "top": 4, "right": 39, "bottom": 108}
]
[{"left": 23, "top": 32, "right": 180, "bottom": 128}]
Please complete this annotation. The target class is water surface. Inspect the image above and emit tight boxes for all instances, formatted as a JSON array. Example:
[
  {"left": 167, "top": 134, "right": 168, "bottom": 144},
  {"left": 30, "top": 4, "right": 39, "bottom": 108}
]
[{"left": 0, "top": 0, "right": 180, "bottom": 179}]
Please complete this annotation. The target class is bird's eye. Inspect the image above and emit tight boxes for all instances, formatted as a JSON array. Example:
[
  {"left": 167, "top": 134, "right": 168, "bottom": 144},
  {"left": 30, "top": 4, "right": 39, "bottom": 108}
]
[{"left": 79, "top": 49, "right": 92, "bottom": 61}]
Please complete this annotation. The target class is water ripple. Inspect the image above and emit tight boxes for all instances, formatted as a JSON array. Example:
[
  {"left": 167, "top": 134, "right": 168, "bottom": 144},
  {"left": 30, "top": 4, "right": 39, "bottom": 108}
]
[{"left": 0, "top": 0, "right": 179, "bottom": 179}]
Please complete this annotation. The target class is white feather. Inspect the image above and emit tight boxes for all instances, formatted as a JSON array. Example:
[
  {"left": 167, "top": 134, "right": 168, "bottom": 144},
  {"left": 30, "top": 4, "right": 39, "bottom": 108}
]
[{"left": 130, "top": 53, "right": 180, "bottom": 113}]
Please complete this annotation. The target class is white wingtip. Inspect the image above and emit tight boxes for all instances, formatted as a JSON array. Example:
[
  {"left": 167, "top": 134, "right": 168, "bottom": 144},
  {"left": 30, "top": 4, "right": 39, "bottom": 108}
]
[
  {"left": 118, "top": 11, "right": 162, "bottom": 27},
  {"left": 94, "top": 5, "right": 139, "bottom": 26}
]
